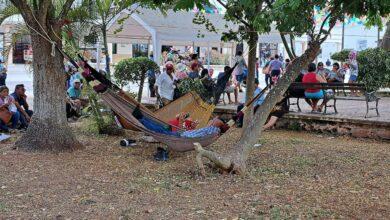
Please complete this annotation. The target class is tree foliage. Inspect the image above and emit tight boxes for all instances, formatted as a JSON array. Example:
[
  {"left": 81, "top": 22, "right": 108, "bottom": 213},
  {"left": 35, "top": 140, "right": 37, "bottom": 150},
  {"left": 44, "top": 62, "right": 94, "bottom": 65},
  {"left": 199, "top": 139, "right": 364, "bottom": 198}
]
[
  {"left": 114, "top": 57, "right": 159, "bottom": 101},
  {"left": 331, "top": 49, "right": 352, "bottom": 61},
  {"left": 114, "top": 57, "right": 159, "bottom": 87},
  {"left": 177, "top": 78, "right": 207, "bottom": 100},
  {"left": 357, "top": 48, "right": 390, "bottom": 91}
]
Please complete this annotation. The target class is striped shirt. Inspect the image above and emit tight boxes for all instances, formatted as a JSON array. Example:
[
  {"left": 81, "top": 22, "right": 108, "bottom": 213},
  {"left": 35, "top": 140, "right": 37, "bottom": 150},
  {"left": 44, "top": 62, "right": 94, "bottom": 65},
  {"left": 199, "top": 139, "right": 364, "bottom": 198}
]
[{"left": 181, "top": 126, "right": 220, "bottom": 138}]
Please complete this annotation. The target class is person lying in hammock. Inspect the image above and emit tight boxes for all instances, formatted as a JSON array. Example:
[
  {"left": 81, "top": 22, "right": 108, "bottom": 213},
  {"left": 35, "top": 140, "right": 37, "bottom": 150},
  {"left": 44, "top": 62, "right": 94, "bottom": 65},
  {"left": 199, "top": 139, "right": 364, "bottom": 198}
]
[
  {"left": 168, "top": 112, "right": 199, "bottom": 132},
  {"left": 132, "top": 106, "right": 229, "bottom": 138}
]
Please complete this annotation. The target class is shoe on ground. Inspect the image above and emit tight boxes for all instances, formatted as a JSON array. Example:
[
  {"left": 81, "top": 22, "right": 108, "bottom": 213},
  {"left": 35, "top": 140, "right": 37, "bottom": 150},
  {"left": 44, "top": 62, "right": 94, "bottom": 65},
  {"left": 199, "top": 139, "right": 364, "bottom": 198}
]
[{"left": 154, "top": 148, "right": 169, "bottom": 161}]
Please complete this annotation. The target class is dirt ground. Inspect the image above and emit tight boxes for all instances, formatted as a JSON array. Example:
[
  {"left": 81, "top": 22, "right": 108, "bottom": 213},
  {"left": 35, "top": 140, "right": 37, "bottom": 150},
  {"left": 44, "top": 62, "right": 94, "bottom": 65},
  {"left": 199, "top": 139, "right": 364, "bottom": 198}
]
[{"left": 0, "top": 124, "right": 389, "bottom": 219}]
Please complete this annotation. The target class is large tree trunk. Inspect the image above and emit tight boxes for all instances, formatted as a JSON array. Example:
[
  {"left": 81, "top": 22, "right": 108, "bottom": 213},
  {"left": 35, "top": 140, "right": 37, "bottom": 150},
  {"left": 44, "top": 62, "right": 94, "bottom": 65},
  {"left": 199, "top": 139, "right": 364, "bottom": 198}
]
[
  {"left": 15, "top": 24, "right": 82, "bottom": 152},
  {"left": 196, "top": 41, "right": 321, "bottom": 175},
  {"left": 381, "top": 21, "right": 390, "bottom": 51},
  {"left": 242, "top": 31, "right": 258, "bottom": 129}
]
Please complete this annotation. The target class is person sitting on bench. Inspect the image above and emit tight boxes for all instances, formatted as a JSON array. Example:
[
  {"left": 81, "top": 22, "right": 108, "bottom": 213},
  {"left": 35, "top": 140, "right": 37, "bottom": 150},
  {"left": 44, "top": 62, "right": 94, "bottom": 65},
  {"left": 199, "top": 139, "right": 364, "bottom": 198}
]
[
  {"left": 327, "top": 62, "right": 345, "bottom": 83},
  {"left": 303, "top": 63, "right": 328, "bottom": 112}
]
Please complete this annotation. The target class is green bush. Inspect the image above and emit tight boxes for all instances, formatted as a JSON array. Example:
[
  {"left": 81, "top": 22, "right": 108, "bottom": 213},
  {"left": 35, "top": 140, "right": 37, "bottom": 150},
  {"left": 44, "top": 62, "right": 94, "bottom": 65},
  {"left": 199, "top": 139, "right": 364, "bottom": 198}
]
[
  {"left": 330, "top": 49, "right": 351, "bottom": 62},
  {"left": 177, "top": 78, "right": 207, "bottom": 99},
  {"left": 114, "top": 57, "right": 159, "bottom": 101},
  {"left": 357, "top": 48, "right": 390, "bottom": 91}
]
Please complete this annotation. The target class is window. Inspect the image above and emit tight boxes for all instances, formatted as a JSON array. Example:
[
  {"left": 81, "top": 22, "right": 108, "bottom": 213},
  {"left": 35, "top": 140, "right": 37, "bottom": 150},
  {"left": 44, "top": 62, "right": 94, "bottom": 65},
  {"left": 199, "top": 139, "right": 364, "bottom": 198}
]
[{"left": 112, "top": 43, "right": 117, "bottom": 54}]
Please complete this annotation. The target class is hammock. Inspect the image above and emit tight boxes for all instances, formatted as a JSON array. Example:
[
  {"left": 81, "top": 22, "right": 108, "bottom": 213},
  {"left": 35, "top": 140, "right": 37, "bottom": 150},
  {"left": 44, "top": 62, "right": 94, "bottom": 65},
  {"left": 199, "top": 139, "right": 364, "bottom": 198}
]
[
  {"left": 101, "top": 89, "right": 219, "bottom": 152},
  {"left": 113, "top": 90, "right": 214, "bottom": 131},
  {"left": 67, "top": 54, "right": 266, "bottom": 151}
]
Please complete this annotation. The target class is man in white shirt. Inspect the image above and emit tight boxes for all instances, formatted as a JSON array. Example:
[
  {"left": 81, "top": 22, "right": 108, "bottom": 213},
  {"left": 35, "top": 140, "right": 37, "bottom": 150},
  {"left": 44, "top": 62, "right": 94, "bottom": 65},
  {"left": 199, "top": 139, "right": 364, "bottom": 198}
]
[{"left": 155, "top": 63, "right": 176, "bottom": 106}]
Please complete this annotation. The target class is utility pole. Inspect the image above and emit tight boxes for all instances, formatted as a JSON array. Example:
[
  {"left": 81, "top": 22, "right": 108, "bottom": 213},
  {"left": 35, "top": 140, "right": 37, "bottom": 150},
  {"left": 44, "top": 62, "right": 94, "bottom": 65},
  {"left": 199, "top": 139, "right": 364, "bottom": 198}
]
[
  {"left": 377, "top": 25, "right": 381, "bottom": 47},
  {"left": 341, "top": 21, "right": 345, "bottom": 50}
]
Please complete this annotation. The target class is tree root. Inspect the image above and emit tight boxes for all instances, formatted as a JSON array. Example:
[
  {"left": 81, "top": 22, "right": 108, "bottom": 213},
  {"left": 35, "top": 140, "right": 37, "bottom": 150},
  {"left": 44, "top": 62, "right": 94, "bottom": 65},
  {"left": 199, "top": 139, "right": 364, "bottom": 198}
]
[{"left": 194, "top": 143, "right": 233, "bottom": 177}]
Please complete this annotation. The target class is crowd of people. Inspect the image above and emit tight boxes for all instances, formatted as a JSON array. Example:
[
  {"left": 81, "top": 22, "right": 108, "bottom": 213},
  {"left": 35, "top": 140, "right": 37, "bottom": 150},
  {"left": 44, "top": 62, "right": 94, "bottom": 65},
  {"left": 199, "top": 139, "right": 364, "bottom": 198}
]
[
  {"left": 0, "top": 84, "right": 33, "bottom": 133},
  {"left": 0, "top": 58, "right": 34, "bottom": 133}
]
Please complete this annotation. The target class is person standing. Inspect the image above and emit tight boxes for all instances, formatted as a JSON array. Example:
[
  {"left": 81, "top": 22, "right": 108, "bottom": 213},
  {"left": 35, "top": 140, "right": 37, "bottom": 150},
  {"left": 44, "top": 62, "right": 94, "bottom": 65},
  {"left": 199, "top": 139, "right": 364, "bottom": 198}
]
[
  {"left": 262, "top": 57, "right": 274, "bottom": 88},
  {"left": 0, "top": 60, "right": 7, "bottom": 86},
  {"left": 155, "top": 63, "right": 176, "bottom": 107},
  {"left": 269, "top": 54, "right": 283, "bottom": 86},
  {"left": 347, "top": 50, "right": 359, "bottom": 96},
  {"left": 234, "top": 51, "right": 247, "bottom": 93}
]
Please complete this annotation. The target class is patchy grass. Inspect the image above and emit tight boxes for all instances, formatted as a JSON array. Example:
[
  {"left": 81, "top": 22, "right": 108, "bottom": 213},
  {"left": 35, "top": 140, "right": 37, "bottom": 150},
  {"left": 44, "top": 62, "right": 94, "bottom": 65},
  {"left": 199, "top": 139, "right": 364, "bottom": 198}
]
[{"left": 0, "top": 125, "right": 389, "bottom": 219}]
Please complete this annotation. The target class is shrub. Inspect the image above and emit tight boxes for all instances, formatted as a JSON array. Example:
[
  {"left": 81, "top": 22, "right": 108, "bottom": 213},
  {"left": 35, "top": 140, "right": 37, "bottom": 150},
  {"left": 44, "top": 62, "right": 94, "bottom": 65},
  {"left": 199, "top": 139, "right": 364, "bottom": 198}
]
[
  {"left": 177, "top": 78, "right": 207, "bottom": 100},
  {"left": 330, "top": 49, "right": 351, "bottom": 62},
  {"left": 114, "top": 57, "right": 159, "bottom": 101},
  {"left": 357, "top": 48, "right": 390, "bottom": 91}
]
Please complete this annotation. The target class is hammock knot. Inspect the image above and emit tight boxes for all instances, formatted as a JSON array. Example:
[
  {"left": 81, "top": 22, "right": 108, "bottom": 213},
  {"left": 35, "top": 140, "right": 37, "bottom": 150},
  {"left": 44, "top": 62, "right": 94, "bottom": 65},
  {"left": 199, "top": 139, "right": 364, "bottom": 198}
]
[{"left": 51, "top": 41, "right": 56, "bottom": 57}]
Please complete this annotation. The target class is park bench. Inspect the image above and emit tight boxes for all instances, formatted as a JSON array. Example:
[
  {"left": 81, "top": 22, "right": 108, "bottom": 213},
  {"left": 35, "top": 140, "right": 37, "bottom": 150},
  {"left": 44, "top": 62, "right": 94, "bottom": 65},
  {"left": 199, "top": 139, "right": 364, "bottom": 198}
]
[{"left": 286, "top": 82, "right": 380, "bottom": 118}]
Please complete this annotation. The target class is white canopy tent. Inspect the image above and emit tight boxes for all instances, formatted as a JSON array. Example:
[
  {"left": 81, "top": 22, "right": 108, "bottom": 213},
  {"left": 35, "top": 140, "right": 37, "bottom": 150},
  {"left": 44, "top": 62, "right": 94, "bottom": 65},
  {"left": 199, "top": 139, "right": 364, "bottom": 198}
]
[
  {"left": 107, "top": 7, "right": 288, "bottom": 66},
  {"left": 107, "top": 8, "right": 238, "bottom": 65}
]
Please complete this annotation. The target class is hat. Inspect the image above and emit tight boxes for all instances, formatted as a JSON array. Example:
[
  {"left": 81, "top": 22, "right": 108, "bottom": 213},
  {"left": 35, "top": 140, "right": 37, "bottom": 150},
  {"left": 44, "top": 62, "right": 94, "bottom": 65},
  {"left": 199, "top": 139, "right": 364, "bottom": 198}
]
[
  {"left": 73, "top": 79, "right": 81, "bottom": 84},
  {"left": 165, "top": 63, "right": 174, "bottom": 71}
]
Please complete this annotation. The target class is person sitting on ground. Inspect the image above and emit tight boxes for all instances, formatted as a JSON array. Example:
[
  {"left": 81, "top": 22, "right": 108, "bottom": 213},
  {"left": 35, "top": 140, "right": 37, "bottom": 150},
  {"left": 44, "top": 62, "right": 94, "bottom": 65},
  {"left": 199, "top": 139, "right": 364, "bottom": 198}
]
[
  {"left": 263, "top": 97, "right": 289, "bottom": 130},
  {"left": 155, "top": 63, "right": 176, "bottom": 107},
  {"left": 188, "top": 62, "right": 200, "bottom": 79},
  {"left": 327, "top": 62, "right": 345, "bottom": 83},
  {"left": 0, "top": 86, "right": 21, "bottom": 132},
  {"left": 235, "top": 79, "right": 266, "bottom": 127},
  {"left": 11, "top": 84, "right": 33, "bottom": 129},
  {"left": 303, "top": 63, "right": 328, "bottom": 112},
  {"left": 66, "top": 79, "right": 87, "bottom": 120}
]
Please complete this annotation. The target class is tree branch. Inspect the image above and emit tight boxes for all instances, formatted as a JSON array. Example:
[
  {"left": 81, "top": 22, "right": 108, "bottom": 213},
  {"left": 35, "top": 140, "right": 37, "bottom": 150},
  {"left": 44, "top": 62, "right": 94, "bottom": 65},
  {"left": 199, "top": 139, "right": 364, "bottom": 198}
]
[
  {"left": 280, "top": 33, "right": 295, "bottom": 59},
  {"left": 215, "top": 0, "right": 250, "bottom": 27},
  {"left": 194, "top": 143, "right": 232, "bottom": 177},
  {"left": 316, "top": 11, "right": 333, "bottom": 41},
  {"left": 10, "top": 0, "right": 35, "bottom": 25},
  {"left": 289, "top": 34, "right": 297, "bottom": 58},
  {"left": 58, "top": 0, "right": 76, "bottom": 20},
  {"left": 319, "top": 18, "right": 338, "bottom": 44}
]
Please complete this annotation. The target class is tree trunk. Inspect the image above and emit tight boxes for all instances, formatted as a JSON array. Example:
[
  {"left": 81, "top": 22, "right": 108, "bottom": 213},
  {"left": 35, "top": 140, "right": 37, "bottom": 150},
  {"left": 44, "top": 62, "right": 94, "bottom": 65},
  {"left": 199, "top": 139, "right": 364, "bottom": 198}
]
[
  {"left": 381, "top": 21, "right": 390, "bottom": 51},
  {"left": 102, "top": 26, "right": 111, "bottom": 74},
  {"left": 137, "top": 71, "right": 146, "bottom": 102},
  {"left": 242, "top": 31, "right": 258, "bottom": 129},
  {"left": 195, "top": 41, "right": 321, "bottom": 175},
  {"left": 15, "top": 26, "right": 82, "bottom": 152}
]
